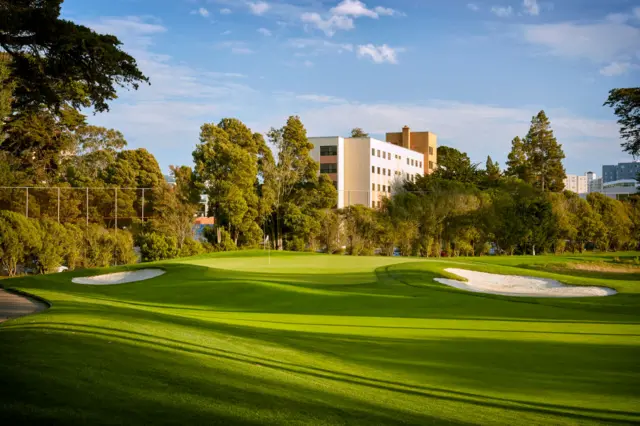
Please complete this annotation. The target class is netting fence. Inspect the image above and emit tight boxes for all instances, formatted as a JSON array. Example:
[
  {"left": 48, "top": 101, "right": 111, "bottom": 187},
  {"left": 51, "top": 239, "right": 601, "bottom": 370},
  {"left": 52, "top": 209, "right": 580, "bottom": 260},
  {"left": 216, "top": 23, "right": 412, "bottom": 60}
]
[{"left": 0, "top": 186, "right": 155, "bottom": 229}]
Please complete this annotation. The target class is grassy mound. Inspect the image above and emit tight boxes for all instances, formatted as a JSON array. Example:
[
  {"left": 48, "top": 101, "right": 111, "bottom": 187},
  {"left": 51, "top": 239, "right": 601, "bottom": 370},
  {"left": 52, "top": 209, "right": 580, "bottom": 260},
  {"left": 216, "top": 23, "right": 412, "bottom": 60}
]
[{"left": 1, "top": 251, "right": 639, "bottom": 425}]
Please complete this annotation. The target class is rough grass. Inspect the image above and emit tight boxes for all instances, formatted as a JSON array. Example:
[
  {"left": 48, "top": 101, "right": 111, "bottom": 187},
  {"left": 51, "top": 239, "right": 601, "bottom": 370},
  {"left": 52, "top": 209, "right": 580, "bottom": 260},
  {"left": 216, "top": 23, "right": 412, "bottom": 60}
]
[{"left": 1, "top": 251, "right": 639, "bottom": 425}]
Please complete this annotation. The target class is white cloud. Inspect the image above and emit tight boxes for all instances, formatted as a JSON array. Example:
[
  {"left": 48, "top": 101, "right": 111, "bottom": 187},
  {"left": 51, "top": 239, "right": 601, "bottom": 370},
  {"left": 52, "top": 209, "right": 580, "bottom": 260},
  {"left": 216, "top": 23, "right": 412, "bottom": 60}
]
[
  {"left": 521, "top": 21, "right": 640, "bottom": 63},
  {"left": 268, "top": 101, "right": 619, "bottom": 171},
  {"left": 296, "top": 94, "right": 347, "bottom": 103},
  {"left": 287, "top": 38, "right": 354, "bottom": 55},
  {"left": 329, "top": 1, "right": 403, "bottom": 19},
  {"left": 303, "top": 60, "right": 314, "bottom": 67},
  {"left": 197, "top": 8, "right": 210, "bottom": 18},
  {"left": 331, "top": 0, "right": 378, "bottom": 18},
  {"left": 258, "top": 27, "right": 272, "bottom": 36},
  {"left": 301, "top": 12, "right": 354, "bottom": 37},
  {"left": 599, "top": 62, "right": 635, "bottom": 77},
  {"left": 82, "top": 16, "right": 258, "bottom": 170},
  {"left": 248, "top": 1, "right": 270, "bottom": 16},
  {"left": 491, "top": 6, "right": 513, "bottom": 18},
  {"left": 467, "top": 3, "right": 480, "bottom": 12},
  {"left": 216, "top": 41, "right": 255, "bottom": 55},
  {"left": 374, "top": 6, "right": 403, "bottom": 17},
  {"left": 357, "top": 44, "right": 402, "bottom": 64},
  {"left": 522, "top": 0, "right": 539, "bottom": 16},
  {"left": 220, "top": 8, "right": 232, "bottom": 15},
  {"left": 221, "top": 30, "right": 232, "bottom": 35}
]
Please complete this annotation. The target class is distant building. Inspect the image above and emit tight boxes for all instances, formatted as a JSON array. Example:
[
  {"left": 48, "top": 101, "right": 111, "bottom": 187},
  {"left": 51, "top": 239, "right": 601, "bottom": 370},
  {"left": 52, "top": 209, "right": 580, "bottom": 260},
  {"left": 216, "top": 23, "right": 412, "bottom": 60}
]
[
  {"left": 164, "top": 174, "right": 176, "bottom": 186},
  {"left": 563, "top": 174, "right": 588, "bottom": 194},
  {"left": 602, "top": 161, "right": 640, "bottom": 183},
  {"left": 192, "top": 216, "right": 215, "bottom": 242},
  {"left": 601, "top": 179, "right": 639, "bottom": 201},
  {"left": 309, "top": 127, "right": 433, "bottom": 209}
]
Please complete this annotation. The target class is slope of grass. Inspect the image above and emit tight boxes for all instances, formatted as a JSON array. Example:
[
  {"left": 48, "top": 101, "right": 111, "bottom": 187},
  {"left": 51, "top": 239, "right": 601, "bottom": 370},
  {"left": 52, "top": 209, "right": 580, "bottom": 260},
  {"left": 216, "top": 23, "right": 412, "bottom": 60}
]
[{"left": 1, "top": 251, "right": 639, "bottom": 425}]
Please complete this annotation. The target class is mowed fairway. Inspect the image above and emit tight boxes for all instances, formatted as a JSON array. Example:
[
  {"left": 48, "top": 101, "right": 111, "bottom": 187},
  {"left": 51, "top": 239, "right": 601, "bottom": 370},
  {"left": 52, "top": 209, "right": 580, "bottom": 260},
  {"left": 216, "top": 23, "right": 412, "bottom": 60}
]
[{"left": 1, "top": 251, "right": 639, "bottom": 425}]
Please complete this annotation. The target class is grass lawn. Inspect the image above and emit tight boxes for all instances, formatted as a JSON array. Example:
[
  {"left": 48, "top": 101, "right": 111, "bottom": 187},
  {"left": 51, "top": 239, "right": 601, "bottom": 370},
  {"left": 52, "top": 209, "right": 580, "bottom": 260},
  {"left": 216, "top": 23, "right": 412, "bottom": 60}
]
[{"left": 1, "top": 251, "right": 639, "bottom": 425}]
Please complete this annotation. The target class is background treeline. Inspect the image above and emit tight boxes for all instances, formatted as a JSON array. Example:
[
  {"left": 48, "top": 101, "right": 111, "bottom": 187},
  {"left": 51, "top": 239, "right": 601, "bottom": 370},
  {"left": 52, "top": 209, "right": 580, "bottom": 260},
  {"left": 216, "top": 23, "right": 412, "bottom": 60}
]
[{"left": 1, "top": 3, "right": 639, "bottom": 276}]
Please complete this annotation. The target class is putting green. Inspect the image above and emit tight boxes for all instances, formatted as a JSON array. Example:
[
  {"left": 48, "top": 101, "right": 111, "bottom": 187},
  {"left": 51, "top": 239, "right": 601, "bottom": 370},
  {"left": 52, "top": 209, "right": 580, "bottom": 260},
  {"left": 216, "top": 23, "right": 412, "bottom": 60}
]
[{"left": 1, "top": 251, "right": 639, "bottom": 425}]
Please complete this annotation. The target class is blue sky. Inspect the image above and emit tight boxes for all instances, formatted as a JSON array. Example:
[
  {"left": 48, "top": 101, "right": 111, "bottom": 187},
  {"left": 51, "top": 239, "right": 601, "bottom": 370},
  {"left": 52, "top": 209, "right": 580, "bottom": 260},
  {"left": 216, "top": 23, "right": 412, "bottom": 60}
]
[{"left": 61, "top": 0, "right": 640, "bottom": 175}]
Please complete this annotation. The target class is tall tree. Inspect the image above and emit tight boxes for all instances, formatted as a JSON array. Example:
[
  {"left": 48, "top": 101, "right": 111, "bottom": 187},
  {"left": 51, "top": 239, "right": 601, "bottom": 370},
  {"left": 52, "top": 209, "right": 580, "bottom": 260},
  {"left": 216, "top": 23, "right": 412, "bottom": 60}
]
[
  {"left": 350, "top": 128, "right": 369, "bottom": 138},
  {"left": 604, "top": 87, "right": 640, "bottom": 157},
  {"left": 506, "top": 136, "right": 528, "bottom": 180},
  {"left": 266, "top": 116, "right": 336, "bottom": 249},
  {"left": 433, "top": 146, "right": 480, "bottom": 183},
  {"left": 0, "top": 0, "right": 148, "bottom": 113},
  {"left": 523, "top": 110, "right": 566, "bottom": 192},
  {"left": 193, "top": 119, "right": 260, "bottom": 246},
  {"left": 485, "top": 155, "right": 501, "bottom": 182}
]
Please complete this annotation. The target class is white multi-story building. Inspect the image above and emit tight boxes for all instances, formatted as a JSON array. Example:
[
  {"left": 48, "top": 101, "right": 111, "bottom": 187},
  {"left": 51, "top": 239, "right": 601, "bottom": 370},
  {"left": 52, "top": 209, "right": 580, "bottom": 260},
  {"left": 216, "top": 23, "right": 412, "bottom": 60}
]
[
  {"left": 563, "top": 174, "right": 588, "bottom": 194},
  {"left": 309, "top": 136, "right": 427, "bottom": 208}
]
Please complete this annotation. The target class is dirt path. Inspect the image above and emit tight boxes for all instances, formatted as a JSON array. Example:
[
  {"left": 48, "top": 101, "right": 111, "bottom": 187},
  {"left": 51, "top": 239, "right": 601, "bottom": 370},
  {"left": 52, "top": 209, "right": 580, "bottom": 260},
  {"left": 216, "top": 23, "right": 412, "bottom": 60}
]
[{"left": 0, "top": 289, "right": 48, "bottom": 323}]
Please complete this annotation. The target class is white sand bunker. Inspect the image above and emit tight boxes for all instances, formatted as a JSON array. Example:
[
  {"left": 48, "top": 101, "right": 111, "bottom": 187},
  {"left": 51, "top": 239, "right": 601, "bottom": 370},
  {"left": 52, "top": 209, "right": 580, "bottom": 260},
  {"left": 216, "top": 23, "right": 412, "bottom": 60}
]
[
  {"left": 434, "top": 268, "right": 617, "bottom": 298},
  {"left": 72, "top": 269, "right": 165, "bottom": 285}
]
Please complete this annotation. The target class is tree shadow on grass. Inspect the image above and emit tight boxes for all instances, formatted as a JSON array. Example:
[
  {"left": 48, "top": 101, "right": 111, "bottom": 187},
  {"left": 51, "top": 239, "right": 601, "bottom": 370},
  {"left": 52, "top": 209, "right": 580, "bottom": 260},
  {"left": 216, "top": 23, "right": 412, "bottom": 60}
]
[{"left": 4, "top": 308, "right": 639, "bottom": 425}]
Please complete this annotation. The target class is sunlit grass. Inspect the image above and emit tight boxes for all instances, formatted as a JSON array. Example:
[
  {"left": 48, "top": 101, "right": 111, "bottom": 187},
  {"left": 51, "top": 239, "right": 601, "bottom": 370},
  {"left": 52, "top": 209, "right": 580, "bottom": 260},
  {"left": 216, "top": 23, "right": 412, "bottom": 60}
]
[{"left": 1, "top": 250, "right": 639, "bottom": 425}]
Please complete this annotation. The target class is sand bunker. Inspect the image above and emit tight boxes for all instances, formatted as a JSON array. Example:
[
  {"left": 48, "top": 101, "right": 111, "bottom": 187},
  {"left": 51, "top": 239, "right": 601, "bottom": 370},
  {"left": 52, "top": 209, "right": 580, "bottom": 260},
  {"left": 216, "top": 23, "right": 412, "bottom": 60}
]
[
  {"left": 72, "top": 269, "right": 165, "bottom": 285},
  {"left": 434, "top": 268, "right": 616, "bottom": 298}
]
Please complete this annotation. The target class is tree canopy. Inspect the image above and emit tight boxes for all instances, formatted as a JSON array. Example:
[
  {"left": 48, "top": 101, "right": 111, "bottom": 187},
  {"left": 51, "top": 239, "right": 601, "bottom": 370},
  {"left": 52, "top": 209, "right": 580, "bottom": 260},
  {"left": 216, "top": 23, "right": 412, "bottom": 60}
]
[
  {"left": 604, "top": 87, "right": 640, "bottom": 157},
  {"left": 350, "top": 128, "right": 369, "bottom": 138},
  {"left": 0, "top": 0, "right": 148, "bottom": 113}
]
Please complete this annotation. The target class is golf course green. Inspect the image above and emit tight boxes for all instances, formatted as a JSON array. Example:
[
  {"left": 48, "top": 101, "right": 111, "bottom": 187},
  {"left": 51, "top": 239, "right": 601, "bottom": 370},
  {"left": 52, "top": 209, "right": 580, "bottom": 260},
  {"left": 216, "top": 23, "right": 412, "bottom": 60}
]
[{"left": 1, "top": 251, "right": 639, "bottom": 425}]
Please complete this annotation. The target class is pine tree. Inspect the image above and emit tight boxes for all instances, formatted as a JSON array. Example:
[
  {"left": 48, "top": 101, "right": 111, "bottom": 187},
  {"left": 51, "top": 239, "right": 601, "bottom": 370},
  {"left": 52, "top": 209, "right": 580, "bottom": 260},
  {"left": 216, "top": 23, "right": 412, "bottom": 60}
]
[
  {"left": 485, "top": 155, "right": 501, "bottom": 182},
  {"left": 523, "top": 110, "right": 566, "bottom": 192},
  {"left": 505, "top": 136, "right": 527, "bottom": 180}
]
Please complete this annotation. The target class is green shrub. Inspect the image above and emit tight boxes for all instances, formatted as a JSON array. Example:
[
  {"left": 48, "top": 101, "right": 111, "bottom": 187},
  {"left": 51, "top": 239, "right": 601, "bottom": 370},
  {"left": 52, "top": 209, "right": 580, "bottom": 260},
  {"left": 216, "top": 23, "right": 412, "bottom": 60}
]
[
  {"left": 137, "top": 232, "right": 178, "bottom": 262},
  {"left": 0, "top": 211, "right": 41, "bottom": 276},
  {"left": 113, "top": 230, "right": 137, "bottom": 266},
  {"left": 63, "top": 223, "right": 84, "bottom": 270},
  {"left": 84, "top": 224, "right": 115, "bottom": 268},
  {"left": 179, "top": 238, "right": 204, "bottom": 257},
  {"left": 37, "top": 219, "right": 71, "bottom": 273}
]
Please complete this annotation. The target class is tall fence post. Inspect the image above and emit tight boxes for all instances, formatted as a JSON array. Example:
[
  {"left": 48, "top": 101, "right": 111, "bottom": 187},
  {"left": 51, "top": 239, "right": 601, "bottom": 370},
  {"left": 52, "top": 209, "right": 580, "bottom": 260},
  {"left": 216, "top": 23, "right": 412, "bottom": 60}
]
[
  {"left": 114, "top": 187, "right": 118, "bottom": 232},
  {"left": 25, "top": 187, "right": 29, "bottom": 218},
  {"left": 57, "top": 187, "right": 60, "bottom": 223}
]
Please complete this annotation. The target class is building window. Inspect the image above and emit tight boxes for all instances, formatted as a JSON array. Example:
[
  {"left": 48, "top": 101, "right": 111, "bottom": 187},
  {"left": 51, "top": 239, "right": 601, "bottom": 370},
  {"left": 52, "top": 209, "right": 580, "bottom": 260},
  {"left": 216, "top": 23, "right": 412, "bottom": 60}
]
[
  {"left": 377, "top": 167, "right": 380, "bottom": 174},
  {"left": 429, "top": 161, "right": 434, "bottom": 169},
  {"left": 371, "top": 148, "right": 375, "bottom": 156},
  {"left": 382, "top": 185, "right": 386, "bottom": 192},
  {"left": 382, "top": 152, "right": 386, "bottom": 159},
  {"left": 388, "top": 186, "right": 391, "bottom": 193},
  {"left": 383, "top": 168, "right": 386, "bottom": 175},
  {"left": 406, "top": 158, "right": 409, "bottom": 165},
  {"left": 320, "top": 163, "right": 337, "bottom": 173},
  {"left": 372, "top": 183, "right": 375, "bottom": 191},
  {"left": 372, "top": 201, "right": 376, "bottom": 208},
  {"left": 387, "top": 169, "right": 391, "bottom": 176},
  {"left": 320, "top": 145, "right": 337, "bottom": 156},
  {"left": 377, "top": 150, "right": 380, "bottom": 157},
  {"left": 378, "top": 184, "right": 381, "bottom": 191},
  {"left": 372, "top": 166, "right": 375, "bottom": 173},
  {"left": 429, "top": 146, "right": 434, "bottom": 155}
]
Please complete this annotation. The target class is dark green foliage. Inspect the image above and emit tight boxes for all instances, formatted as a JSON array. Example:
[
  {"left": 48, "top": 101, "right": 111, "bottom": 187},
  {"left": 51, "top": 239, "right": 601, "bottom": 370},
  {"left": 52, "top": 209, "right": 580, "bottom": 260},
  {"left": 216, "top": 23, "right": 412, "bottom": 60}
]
[
  {"left": 506, "top": 111, "right": 566, "bottom": 192},
  {"left": 604, "top": 87, "right": 640, "bottom": 156},
  {"left": 0, "top": 210, "right": 41, "bottom": 275},
  {"left": 432, "top": 146, "right": 480, "bottom": 183},
  {"left": 179, "top": 238, "right": 204, "bottom": 258},
  {"left": 137, "top": 232, "right": 179, "bottom": 262},
  {"left": 0, "top": 0, "right": 148, "bottom": 113}
]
